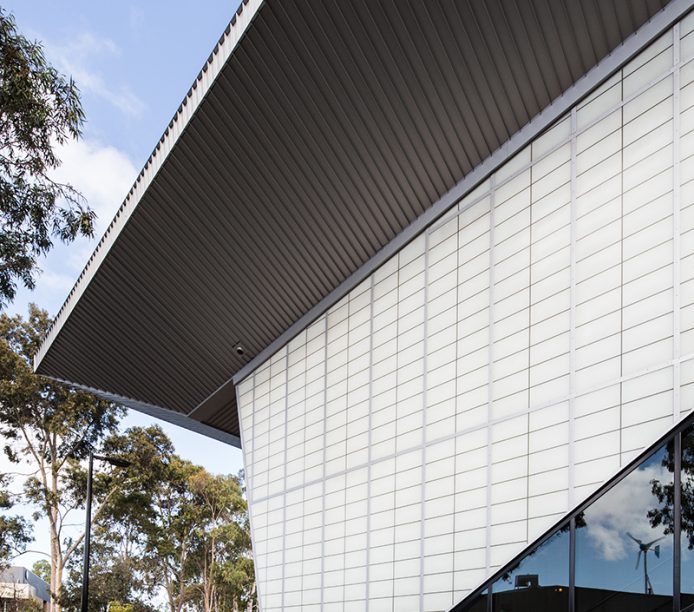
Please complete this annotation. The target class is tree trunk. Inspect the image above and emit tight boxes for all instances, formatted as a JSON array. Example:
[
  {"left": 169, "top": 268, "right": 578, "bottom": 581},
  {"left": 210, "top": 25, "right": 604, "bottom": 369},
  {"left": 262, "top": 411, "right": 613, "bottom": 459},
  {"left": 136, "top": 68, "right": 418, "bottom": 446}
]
[
  {"left": 49, "top": 466, "right": 62, "bottom": 612},
  {"left": 202, "top": 558, "right": 211, "bottom": 612},
  {"left": 249, "top": 580, "right": 256, "bottom": 612},
  {"left": 49, "top": 531, "right": 62, "bottom": 612},
  {"left": 52, "top": 558, "right": 63, "bottom": 612},
  {"left": 163, "top": 568, "right": 176, "bottom": 612}
]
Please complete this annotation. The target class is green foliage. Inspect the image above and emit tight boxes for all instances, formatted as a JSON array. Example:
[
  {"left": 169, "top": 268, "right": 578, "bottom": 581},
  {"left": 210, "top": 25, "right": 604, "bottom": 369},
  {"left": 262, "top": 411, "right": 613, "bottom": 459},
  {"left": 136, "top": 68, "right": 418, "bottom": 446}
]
[
  {"left": 0, "top": 599, "right": 43, "bottom": 612},
  {"left": 0, "top": 472, "right": 31, "bottom": 568},
  {"left": 56, "top": 424, "right": 256, "bottom": 611},
  {"left": 183, "top": 470, "right": 255, "bottom": 611},
  {"left": 60, "top": 425, "right": 174, "bottom": 612},
  {"left": 60, "top": 545, "right": 156, "bottom": 612},
  {"left": 108, "top": 604, "right": 135, "bottom": 612},
  {"left": 0, "top": 305, "right": 123, "bottom": 465},
  {"left": 1, "top": 306, "right": 255, "bottom": 611},
  {"left": 31, "top": 559, "right": 50, "bottom": 583},
  {"left": 99, "top": 424, "right": 177, "bottom": 531},
  {"left": 0, "top": 9, "right": 94, "bottom": 306},
  {"left": 0, "top": 305, "right": 124, "bottom": 523},
  {"left": 0, "top": 305, "right": 125, "bottom": 607},
  {"left": 87, "top": 425, "right": 256, "bottom": 612}
]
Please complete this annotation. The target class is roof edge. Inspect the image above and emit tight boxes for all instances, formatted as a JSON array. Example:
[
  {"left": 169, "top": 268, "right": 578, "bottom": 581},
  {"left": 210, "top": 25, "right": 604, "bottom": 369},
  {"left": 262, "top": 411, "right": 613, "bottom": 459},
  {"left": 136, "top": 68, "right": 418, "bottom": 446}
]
[
  {"left": 44, "top": 375, "right": 242, "bottom": 448},
  {"left": 33, "top": 0, "right": 265, "bottom": 374},
  {"left": 187, "top": 378, "right": 235, "bottom": 419},
  {"left": 232, "top": 0, "right": 694, "bottom": 385}
]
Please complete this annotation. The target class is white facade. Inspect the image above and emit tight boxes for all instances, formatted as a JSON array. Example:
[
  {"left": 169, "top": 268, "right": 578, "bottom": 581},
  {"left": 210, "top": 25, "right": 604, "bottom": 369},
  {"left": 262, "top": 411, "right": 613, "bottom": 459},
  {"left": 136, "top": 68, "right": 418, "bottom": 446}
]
[{"left": 237, "top": 14, "right": 694, "bottom": 612}]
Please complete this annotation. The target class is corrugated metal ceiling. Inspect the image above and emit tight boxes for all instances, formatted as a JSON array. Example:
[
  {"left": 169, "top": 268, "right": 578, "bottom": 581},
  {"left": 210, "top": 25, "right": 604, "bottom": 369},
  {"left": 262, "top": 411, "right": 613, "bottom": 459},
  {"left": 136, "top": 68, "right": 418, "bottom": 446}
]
[{"left": 35, "top": 0, "right": 678, "bottom": 446}]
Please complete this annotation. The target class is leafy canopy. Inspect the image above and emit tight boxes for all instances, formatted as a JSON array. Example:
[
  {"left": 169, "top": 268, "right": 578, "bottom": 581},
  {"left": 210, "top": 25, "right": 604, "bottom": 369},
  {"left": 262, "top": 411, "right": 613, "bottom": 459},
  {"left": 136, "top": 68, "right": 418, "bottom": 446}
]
[
  {"left": 0, "top": 472, "right": 31, "bottom": 569},
  {"left": 0, "top": 305, "right": 124, "bottom": 609},
  {"left": 0, "top": 305, "right": 256, "bottom": 611},
  {"left": 58, "top": 425, "right": 256, "bottom": 612},
  {"left": 0, "top": 305, "right": 123, "bottom": 467},
  {"left": 0, "top": 8, "right": 95, "bottom": 307}
]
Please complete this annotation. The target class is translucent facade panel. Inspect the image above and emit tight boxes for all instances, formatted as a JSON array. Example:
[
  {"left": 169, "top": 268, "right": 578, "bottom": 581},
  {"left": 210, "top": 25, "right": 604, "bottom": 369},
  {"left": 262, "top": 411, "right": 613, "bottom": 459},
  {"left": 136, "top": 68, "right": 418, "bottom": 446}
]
[{"left": 237, "top": 20, "right": 694, "bottom": 612}]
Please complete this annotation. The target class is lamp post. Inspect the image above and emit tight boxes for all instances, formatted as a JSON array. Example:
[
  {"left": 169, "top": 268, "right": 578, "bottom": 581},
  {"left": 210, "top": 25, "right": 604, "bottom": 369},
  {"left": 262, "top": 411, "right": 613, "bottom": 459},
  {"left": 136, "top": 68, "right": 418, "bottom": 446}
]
[{"left": 80, "top": 451, "right": 130, "bottom": 612}]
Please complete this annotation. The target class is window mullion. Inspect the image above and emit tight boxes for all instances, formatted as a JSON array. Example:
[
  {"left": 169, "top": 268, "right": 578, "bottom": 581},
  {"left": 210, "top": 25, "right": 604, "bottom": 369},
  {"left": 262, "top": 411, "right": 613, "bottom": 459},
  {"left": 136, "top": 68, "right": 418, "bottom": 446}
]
[{"left": 675, "top": 431, "right": 682, "bottom": 612}]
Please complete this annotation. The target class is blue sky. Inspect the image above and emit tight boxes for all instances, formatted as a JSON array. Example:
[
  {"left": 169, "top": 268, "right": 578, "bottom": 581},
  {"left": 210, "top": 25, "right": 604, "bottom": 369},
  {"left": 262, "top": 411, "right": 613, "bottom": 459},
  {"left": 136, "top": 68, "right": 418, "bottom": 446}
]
[{"left": 2, "top": 0, "right": 245, "bottom": 569}]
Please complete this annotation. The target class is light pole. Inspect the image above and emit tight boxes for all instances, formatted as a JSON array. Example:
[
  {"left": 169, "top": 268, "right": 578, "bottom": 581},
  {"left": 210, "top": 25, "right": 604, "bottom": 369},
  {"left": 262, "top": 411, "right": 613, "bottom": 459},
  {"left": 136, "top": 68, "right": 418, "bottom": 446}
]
[{"left": 80, "top": 451, "right": 130, "bottom": 612}]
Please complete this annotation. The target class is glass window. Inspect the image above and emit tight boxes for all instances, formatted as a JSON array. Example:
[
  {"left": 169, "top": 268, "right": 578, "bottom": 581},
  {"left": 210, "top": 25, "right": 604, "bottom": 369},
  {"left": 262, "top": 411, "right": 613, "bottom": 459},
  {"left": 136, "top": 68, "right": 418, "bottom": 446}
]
[
  {"left": 460, "top": 589, "right": 487, "bottom": 612},
  {"left": 575, "top": 443, "right": 674, "bottom": 612},
  {"left": 489, "top": 527, "right": 569, "bottom": 612},
  {"left": 682, "top": 426, "right": 694, "bottom": 608}
]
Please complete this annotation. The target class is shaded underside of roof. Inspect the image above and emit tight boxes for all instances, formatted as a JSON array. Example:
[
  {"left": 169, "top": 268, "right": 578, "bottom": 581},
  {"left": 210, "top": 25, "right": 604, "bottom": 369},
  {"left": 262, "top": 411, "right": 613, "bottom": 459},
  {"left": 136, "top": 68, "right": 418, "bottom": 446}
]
[{"left": 34, "top": 0, "right": 677, "bottom": 446}]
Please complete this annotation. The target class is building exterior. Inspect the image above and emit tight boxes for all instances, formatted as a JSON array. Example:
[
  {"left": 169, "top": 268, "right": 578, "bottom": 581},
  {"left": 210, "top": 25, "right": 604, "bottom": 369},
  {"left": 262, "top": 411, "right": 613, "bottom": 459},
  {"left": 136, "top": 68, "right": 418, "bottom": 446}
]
[
  {"left": 235, "top": 17, "right": 694, "bottom": 609},
  {"left": 32, "top": 1, "right": 694, "bottom": 611},
  {"left": 0, "top": 567, "right": 50, "bottom": 610}
]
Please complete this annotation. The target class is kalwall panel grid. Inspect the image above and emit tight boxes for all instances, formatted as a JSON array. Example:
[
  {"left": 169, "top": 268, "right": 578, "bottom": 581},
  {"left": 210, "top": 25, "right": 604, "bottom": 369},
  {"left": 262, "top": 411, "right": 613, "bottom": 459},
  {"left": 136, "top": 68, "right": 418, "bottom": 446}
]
[{"left": 237, "top": 15, "right": 694, "bottom": 612}]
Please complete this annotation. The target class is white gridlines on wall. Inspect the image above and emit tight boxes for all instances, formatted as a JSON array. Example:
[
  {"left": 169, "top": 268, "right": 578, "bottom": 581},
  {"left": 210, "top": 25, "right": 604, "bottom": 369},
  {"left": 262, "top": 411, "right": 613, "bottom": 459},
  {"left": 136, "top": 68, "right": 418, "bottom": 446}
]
[{"left": 237, "top": 14, "right": 694, "bottom": 612}]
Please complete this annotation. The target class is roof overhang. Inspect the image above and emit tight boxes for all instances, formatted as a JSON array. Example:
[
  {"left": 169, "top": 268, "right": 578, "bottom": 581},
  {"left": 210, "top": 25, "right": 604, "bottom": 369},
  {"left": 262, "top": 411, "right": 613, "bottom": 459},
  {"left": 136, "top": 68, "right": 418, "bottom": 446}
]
[{"left": 34, "top": 0, "right": 691, "bottom": 447}]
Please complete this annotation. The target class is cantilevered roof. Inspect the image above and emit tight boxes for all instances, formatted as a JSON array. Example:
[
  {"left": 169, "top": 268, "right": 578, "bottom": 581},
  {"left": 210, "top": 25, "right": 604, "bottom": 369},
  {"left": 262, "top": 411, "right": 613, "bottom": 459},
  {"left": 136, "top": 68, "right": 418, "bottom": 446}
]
[{"left": 35, "top": 0, "right": 689, "bottom": 447}]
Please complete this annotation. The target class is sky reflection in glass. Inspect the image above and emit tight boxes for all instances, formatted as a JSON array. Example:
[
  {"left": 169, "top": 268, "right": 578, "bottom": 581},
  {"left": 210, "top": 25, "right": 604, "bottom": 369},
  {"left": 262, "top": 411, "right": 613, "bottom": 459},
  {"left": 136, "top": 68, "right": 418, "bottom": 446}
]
[
  {"left": 575, "top": 444, "right": 673, "bottom": 612},
  {"left": 491, "top": 528, "right": 569, "bottom": 612}
]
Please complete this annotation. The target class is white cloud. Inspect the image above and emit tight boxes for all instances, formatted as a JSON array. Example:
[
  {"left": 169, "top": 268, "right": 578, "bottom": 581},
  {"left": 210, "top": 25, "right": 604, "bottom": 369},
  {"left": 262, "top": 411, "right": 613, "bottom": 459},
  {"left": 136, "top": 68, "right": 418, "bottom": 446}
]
[
  {"left": 50, "top": 137, "right": 138, "bottom": 272},
  {"left": 36, "top": 270, "right": 78, "bottom": 294},
  {"left": 52, "top": 138, "right": 137, "bottom": 231},
  {"left": 58, "top": 31, "right": 120, "bottom": 58},
  {"left": 585, "top": 459, "right": 672, "bottom": 562},
  {"left": 43, "top": 31, "right": 145, "bottom": 118},
  {"left": 8, "top": 137, "right": 138, "bottom": 316}
]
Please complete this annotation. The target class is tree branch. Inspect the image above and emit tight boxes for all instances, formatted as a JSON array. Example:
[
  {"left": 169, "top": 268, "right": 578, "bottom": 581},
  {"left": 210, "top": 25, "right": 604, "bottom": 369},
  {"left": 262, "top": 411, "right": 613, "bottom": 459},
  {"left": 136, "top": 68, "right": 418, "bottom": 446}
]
[
  {"left": 11, "top": 549, "right": 51, "bottom": 559},
  {"left": 62, "top": 482, "right": 121, "bottom": 562}
]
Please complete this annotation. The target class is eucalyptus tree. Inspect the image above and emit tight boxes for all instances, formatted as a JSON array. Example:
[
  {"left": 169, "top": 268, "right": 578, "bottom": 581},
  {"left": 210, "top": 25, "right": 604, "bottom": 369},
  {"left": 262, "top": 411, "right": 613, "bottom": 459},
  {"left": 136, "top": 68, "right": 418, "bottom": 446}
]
[
  {"left": 0, "top": 306, "right": 124, "bottom": 610},
  {"left": 0, "top": 9, "right": 95, "bottom": 306},
  {"left": 185, "top": 471, "right": 255, "bottom": 612},
  {"left": 136, "top": 459, "right": 256, "bottom": 612},
  {"left": 0, "top": 472, "right": 31, "bottom": 568}
]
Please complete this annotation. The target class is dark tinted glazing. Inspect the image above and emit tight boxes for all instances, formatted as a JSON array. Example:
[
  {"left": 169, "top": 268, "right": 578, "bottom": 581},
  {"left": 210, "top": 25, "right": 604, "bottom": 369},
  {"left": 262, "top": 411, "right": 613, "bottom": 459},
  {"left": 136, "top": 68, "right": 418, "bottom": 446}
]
[
  {"left": 489, "top": 527, "right": 569, "bottom": 612},
  {"left": 682, "top": 426, "right": 694, "bottom": 608},
  {"left": 461, "top": 589, "right": 487, "bottom": 612}
]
